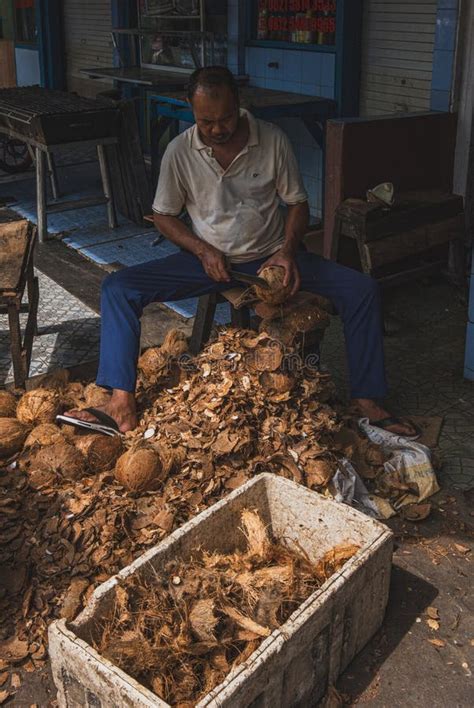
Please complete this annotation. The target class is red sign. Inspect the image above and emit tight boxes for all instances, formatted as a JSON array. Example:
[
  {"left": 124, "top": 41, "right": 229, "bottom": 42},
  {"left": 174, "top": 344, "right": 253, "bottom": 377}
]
[{"left": 257, "top": 0, "right": 337, "bottom": 45}]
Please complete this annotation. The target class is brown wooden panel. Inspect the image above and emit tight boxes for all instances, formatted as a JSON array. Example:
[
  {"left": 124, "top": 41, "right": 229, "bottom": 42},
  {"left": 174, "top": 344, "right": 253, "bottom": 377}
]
[
  {"left": 0, "top": 40, "right": 16, "bottom": 88},
  {"left": 366, "top": 214, "right": 464, "bottom": 269},
  {"left": 324, "top": 112, "right": 458, "bottom": 257},
  {"left": 0, "top": 220, "right": 33, "bottom": 293}
]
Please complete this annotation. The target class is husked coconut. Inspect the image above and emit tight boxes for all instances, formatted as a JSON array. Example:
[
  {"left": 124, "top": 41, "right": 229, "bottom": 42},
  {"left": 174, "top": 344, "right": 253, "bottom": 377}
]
[
  {"left": 24, "top": 423, "right": 65, "bottom": 448},
  {"left": 17, "top": 389, "right": 60, "bottom": 425},
  {"left": 0, "top": 417, "right": 29, "bottom": 458},
  {"left": 84, "top": 383, "right": 110, "bottom": 408},
  {"left": 255, "top": 266, "right": 291, "bottom": 305},
  {"left": 0, "top": 390, "right": 17, "bottom": 418},
  {"left": 75, "top": 434, "right": 123, "bottom": 473},
  {"left": 161, "top": 329, "right": 188, "bottom": 357},
  {"left": 28, "top": 442, "right": 86, "bottom": 482},
  {"left": 114, "top": 445, "right": 165, "bottom": 492}
]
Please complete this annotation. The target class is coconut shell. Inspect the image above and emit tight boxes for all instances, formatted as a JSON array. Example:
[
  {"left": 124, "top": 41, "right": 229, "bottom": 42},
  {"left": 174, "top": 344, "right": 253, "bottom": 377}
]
[
  {"left": 0, "top": 417, "right": 29, "bottom": 458},
  {"left": 24, "top": 423, "right": 65, "bottom": 449},
  {"left": 75, "top": 434, "right": 123, "bottom": 473},
  {"left": 0, "top": 390, "right": 17, "bottom": 418},
  {"left": 255, "top": 266, "right": 291, "bottom": 305},
  {"left": 29, "top": 442, "right": 86, "bottom": 482},
  {"left": 84, "top": 383, "right": 110, "bottom": 408},
  {"left": 114, "top": 445, "right": 165, "bottom": 492},
  {"left": 161, "top": 329, "right": 188, "bottom": 357},
  {"left": 17, "top": 389, "right": 60, "bottom": 425}
]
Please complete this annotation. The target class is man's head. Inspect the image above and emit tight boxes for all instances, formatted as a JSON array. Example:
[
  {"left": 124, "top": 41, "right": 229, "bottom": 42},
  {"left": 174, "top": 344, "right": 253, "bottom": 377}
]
[{"left": 187, "top": 66, "right": 240, "bottom": 145}]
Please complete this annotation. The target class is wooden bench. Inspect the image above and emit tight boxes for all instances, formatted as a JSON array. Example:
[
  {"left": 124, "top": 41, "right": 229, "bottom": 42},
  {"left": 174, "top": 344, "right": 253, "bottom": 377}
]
[{"left": 0, "top": 219, "right": 39, "bottom": 387}]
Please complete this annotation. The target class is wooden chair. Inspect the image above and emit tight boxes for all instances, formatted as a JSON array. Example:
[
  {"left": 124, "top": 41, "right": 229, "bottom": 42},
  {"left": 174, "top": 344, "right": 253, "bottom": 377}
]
[
  {"left": 189, "top": 288, "right": 250, "bottom": 355},
  {"left": 0, "top": 219, "right": 39, "bottom": 387}
]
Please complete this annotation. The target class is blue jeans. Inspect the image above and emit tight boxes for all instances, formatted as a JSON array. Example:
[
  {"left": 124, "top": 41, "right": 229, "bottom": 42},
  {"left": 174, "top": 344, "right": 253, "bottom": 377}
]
[{"left": 96, "top": 250, "right": 387, "bottom": 399}]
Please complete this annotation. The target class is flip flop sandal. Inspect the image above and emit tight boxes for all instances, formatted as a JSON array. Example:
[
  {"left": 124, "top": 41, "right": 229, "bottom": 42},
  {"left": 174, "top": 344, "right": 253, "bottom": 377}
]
[
  {"left": 56, "top": 407, "right": 121, "bottom": 437},
  {"left": 369, "top": 416, "right": 421, "bottom": 440}
]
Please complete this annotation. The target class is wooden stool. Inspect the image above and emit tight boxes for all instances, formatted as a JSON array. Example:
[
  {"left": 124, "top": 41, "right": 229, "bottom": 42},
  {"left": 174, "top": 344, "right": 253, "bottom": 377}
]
[
  {"left": 0, "top": 219, "right": 39, "bottom": 387},
  {"left": 189, "top": 288, "right": 250, "bottom": 355}
]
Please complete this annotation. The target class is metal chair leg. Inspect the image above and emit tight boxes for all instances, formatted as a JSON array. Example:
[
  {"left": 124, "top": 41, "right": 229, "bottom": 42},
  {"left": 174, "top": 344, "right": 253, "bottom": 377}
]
[
  {"left": 36, "top": 147, "right": 47, "bottom": 243},
  {"left": 97, "top": 144, "right": 117, "bottom": 228}
]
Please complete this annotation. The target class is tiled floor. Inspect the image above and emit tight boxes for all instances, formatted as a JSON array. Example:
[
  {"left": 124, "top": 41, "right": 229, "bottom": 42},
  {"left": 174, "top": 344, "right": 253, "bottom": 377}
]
[{"left": 0, "top": 271, "right": 100, "bottom": 385}]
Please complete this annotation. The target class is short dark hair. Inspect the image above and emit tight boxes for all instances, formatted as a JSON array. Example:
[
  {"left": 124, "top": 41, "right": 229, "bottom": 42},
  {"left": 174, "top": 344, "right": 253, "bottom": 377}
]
[{"left": 187, "top": 66, "right": 239, "bottom": 103}]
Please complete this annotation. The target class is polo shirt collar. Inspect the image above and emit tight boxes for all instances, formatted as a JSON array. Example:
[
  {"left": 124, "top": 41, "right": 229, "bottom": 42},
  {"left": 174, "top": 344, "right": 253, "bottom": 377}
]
[{"left": 191, "top": 108, "right": 259, "bottom": 151}]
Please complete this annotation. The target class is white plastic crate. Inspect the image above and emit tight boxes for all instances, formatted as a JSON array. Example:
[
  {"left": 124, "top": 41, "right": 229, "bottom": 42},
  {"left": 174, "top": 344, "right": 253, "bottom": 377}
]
[{"left": 49, "top": 473, "right": 393, "bottom": 708}]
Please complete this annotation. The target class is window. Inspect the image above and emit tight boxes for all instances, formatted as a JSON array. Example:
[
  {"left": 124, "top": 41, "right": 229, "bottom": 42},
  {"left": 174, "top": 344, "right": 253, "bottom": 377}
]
[
  {"left": 14, "top": 0, "right": 36, "bottom": 44},
  {"left": 138, "top": 0, "right": 227, "bottom": 71},
  {"left": 254, "top": 0, "right": 337, "bottom": 47}
]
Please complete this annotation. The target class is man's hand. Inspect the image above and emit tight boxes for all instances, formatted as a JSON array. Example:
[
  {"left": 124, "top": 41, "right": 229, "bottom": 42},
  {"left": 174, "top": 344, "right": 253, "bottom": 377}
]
[
  {"left": 258, "top": 247, "right": 301, "bottom": 296},
  {"left": 198, "top": 242, "right": 231, "bottom": 282}
]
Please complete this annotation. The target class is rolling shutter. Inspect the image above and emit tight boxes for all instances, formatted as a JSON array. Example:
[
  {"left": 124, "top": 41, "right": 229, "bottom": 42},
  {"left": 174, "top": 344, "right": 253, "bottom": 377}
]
[
  {"left": 63, "top": 1, "right": 113, "bottom": 97},
  {"left": 359, "top": 0, "right": 438, "bottom": 116}
]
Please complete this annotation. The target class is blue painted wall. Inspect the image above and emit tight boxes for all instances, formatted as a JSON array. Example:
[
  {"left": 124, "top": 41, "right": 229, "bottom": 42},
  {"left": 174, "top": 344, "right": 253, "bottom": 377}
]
[
  {"left": 431, "top": 0, "right": 459, "bottom": 112},
  {"left": 244, "top": 46, "right": 335, "bottom": 219}
]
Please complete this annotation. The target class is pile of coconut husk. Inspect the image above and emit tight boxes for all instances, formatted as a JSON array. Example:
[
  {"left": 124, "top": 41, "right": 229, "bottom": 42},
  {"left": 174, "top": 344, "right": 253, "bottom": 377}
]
[
  {"left": 95, "top": 509, "right": 359, "bottom": 706},
  {"left": 0, "top": 304, "right": 433, "bottom": 693}
]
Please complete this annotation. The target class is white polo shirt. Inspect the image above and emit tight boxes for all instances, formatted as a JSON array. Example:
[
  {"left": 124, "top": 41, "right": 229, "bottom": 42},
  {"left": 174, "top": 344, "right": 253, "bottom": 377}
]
[{"left": 152, "top": 109, "right": 308, "bottom": 263}]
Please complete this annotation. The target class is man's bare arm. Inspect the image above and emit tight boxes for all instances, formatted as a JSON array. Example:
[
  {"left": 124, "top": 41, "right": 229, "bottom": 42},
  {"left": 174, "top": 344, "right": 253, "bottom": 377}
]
[
  {"left": 153, "top": 213, "right": 230, "bottom": 282},
  {"left": 257, "top": 201, "right": 309, "bottom": 295},
  {"left": 281, "top": 201, "right": 310, "bottom": 256}
]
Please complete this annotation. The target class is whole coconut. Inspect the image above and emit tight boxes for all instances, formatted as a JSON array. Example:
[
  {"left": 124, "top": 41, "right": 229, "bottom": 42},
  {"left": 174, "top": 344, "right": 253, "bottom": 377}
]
[
  {"left": 0, "top": 390, "right": 17, "bottom": 418},
  {"left": 17, "top": 389, "right": 60, "bottom": 425},
  {"left": 24, "top": 423, "right": 65, "bottom": 449},
  {"left": 114, "top": 445, "right": 165, "bottom": 492},
  {"left": 0, "top": 418, "right": 29, "bottom": 458},
  {"left": 75, "top": 434, "right": 123, "bottom": 473},
  {"left": 255, "top": 266, "right": 291, "bottom": 305},
  {"left": 30, "top": 442, "right": 86, "bottom": 482},
  {"left": 84, "top": 383, "right": 110, "bottom": 408}
]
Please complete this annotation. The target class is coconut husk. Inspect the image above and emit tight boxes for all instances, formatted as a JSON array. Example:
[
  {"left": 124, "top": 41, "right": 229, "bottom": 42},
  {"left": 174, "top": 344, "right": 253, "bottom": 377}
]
[
  {"left": 255, "top": 266, "right": 291, "bottom": 305},
  {"left": 24, "top": 423, "right": 65, "bottom": 449},
  {"left": 61, "top": 382, "right": 85, "bottom": 409},
  {"left": 0, "top": 418, "right": 29, "bottom": 458},
  {"left": 0, "top": 391, "right": 17, "bottom": 418},
  {"left": 74, "top": 434, "right": 123, "bottom": 474},
  {"left": 16, "top": 389, "right": 60, "bottom": 426},
  {"left": 161, "top": 329, "right": 188, "bottom": 357},
  {"left": 84, "top": 384, "right": 110, "bottom": 408},
  {"left": 114, "top": 445, "right": 165, "bottom": 492},
  {"left": 23, "top": 442, "right": 86, "bottom": 484},
  {"left": 138, "top": 347, "right": 169, "bottom": 383},
  {"left": 304, "top": 458, "right": 336, "bottom": 488}
]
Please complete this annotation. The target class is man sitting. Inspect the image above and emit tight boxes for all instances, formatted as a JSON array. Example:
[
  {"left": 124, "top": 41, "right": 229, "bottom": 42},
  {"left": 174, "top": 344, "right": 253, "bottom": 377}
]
[{"left": 64, "top": 66, "right": 418, "bottom": 438}]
